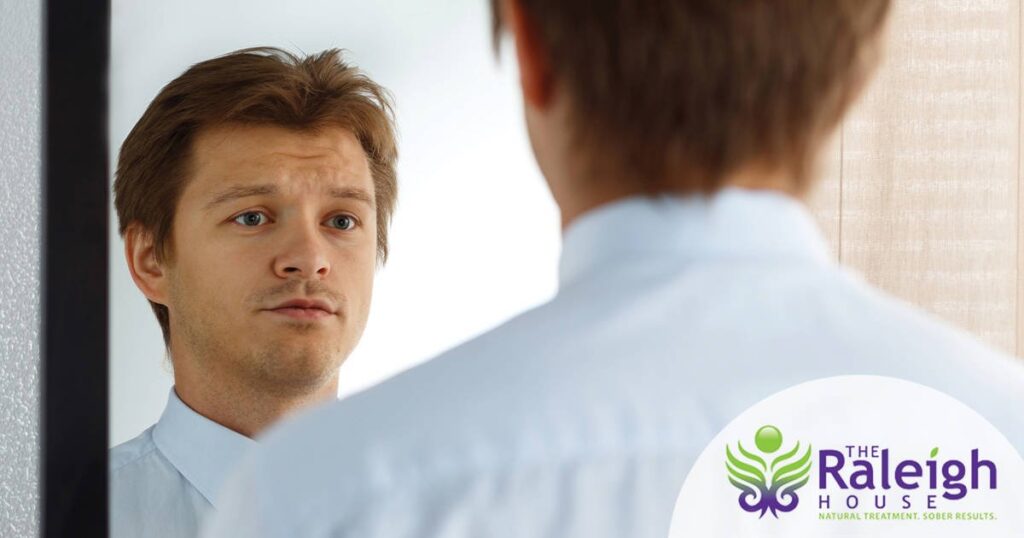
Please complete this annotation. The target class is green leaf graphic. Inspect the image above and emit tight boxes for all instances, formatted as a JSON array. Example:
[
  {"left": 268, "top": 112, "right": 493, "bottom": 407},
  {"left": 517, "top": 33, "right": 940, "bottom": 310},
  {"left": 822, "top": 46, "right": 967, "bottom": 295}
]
[
  {"left": 737, "top": 441, "right": 768, "bottom": 472},
  {"left": 726, "top": 445, "right": 765, "bottom": 487},
  {"left": 770, "top": 440, "right": 802, "bottom": 472},
  {"left": 773, "top": 444, "right": 813, "bottom": 489},
  {"left": 930, "top": 447, "right": 939, "bottom": 458}
]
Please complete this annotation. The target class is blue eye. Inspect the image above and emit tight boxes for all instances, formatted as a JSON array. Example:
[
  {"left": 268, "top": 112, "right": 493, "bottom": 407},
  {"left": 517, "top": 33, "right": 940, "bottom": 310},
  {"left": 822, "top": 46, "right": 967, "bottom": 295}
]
[
  {"left": 233, "top": 211, "right": 268, "bottom": 227},
  {"left": 329, "top": 215, "right": 357, "bottom": 230}
]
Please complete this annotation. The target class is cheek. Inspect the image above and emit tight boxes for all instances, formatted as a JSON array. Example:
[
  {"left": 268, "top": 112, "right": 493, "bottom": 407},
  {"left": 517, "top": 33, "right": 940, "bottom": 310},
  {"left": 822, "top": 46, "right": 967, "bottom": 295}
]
[
  {"left": 336, "top": 250, "right": 376, "bottom": 308},
  {"left": 175, "top": 244, "right": 261, "bottom": 308}
]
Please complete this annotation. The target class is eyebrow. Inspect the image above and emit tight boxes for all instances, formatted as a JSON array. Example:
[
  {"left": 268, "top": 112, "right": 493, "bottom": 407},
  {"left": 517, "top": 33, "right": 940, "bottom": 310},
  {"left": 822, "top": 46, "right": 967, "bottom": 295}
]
[{"left": 204, "top": 183, "right": 375, "bottom": 211}]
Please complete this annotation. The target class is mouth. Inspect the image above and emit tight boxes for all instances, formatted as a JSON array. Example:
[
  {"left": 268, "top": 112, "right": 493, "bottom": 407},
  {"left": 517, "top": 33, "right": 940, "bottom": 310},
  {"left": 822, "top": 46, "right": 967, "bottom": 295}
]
[
  {"left": 263, "top": 298, "right": 337, "bottom": 321},
  {"left": 264, "top": 306, "right": 334, "bottom": 320}
]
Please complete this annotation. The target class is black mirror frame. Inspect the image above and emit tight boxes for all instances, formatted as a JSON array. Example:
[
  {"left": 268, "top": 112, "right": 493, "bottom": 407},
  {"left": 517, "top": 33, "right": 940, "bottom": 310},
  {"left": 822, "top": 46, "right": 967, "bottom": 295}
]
[{"left": 41, "top": 0, "right": 110, "bottom": 536}]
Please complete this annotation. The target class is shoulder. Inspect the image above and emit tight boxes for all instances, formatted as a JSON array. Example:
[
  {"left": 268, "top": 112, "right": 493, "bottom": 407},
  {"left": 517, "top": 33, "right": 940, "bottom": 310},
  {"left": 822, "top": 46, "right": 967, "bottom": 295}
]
[
  {"left": 837, "top": 267, "right": 1020, "bottom": 366},
  {"left": 109, "top": 425, "right": 158, "bottom": 474},
  {"left": 110, "top": 426, "right": 210, "bottom": 536},
  {"left": 109, "top": 425, "right": 200, "bottom": 503},
  {"left": 828, "top": 268, "right": 1024, "bottom": 440}
]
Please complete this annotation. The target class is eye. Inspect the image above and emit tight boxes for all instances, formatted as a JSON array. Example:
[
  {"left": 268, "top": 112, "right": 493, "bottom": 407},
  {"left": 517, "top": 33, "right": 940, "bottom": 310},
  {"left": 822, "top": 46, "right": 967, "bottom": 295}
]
[
  {"left": 233, "top": 211, "right": 269, "bottom": 227},
  {"left": 328, "top": 214, "right": 357, "bottom": 231}
]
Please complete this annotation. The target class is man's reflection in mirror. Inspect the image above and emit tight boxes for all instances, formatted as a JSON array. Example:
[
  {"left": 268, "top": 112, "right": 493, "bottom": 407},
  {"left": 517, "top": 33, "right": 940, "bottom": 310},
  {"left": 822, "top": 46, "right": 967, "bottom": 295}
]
[{"left": 107, "top": 47, "right": 398, "bottom": 538}]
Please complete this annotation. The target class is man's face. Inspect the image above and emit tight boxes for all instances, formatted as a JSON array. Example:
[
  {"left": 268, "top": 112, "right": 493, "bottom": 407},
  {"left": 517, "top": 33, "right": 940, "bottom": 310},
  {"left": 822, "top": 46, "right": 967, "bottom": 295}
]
[{"left": 165, "top": 124, "right": 377, "bottom": 395}]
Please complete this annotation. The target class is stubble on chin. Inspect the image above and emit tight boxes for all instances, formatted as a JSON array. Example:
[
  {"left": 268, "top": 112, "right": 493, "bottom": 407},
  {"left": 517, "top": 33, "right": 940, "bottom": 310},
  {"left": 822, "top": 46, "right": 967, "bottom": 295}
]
[
  {"left": 170, "top": 276, "right": 359, "bottom": 398},
  {"left": 245, "top": 335, "right": 345, "bottom": 397},
  {"left": 183, "top": 311, "right": 345, "bottom": 398}
]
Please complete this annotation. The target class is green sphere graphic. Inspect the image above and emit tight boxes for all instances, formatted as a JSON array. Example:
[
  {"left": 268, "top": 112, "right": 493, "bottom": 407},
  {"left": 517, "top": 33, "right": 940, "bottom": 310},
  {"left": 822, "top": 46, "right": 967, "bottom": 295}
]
[{"left": 755, "top": 425, "right": 783, "bottom": 453}]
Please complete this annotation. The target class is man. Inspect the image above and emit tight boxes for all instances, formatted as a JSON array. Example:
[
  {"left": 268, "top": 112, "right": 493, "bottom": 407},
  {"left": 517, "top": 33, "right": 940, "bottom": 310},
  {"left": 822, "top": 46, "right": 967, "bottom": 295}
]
[
  {"left": 108, "top": 47, "right": 397, "bottom": 538},
  {"left": 206, "top": 2, "right": 1024, "bottom": 537}
]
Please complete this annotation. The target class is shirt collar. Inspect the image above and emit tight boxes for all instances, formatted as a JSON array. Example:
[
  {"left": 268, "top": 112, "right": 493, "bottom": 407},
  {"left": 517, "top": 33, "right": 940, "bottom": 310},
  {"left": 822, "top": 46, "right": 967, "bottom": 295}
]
[
  {"left": 152, "top": 387, "right": 256, "bottom": 507},
  {"left": 558, "top": 186, "right": 834, "bottom": 287}
]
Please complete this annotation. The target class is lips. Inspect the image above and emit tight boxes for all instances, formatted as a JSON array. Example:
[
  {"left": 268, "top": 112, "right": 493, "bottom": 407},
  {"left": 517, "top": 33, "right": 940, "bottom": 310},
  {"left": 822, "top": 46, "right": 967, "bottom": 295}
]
[
  {"left": 269, "top": 298, "right": 336, "bottom": 314},
  {"left": 264, "top": 298, "right": 337, "bottom": 320}
]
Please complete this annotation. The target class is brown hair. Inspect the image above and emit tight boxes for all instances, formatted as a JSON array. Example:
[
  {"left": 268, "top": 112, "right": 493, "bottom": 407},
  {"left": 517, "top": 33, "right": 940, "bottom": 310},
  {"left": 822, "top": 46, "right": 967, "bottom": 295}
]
[
  {"left": 492, "top": 0, "right": 890, "bottom": 194},
  {"left": 114, "top": 47, "right": 398, "bottom": 347}
]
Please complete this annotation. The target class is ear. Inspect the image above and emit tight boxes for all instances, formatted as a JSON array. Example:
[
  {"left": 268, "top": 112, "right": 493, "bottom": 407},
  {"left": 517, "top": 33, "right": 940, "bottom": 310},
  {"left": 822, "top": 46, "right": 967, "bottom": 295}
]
[
  {"left": 504, "top": 0, "right": 555, "bottom": 108},
  {"left": 124, "top": 223, "right": 170, "bottom": 306}
]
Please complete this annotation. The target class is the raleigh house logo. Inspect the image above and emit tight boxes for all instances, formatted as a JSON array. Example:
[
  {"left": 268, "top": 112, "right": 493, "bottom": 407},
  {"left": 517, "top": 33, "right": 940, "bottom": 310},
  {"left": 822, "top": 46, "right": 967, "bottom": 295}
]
[
  {"left": 724, "top": 424, "right": 1000, "bottom": 521},
  {"left": 725, "top": 425, "right": 813, "bottom": 519}
]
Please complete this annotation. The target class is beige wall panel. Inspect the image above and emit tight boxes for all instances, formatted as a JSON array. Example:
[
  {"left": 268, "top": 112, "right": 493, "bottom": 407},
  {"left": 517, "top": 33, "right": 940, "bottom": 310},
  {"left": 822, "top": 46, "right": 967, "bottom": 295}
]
[
  {"left": 806, "top": 132, "right": 843, "bottom": 262},
  {"left": 1019, "top": 0, "right": 1024, "bottom": 358},
  {"left": 841, "top": 0, "right": 1019, "bottom": 355}
]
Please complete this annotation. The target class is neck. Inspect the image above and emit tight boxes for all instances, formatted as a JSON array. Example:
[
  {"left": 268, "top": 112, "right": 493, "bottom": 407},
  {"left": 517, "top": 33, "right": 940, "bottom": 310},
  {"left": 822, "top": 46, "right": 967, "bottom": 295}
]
[
  {"left": 556, "top": 182, "right": 642, "bottom": 230},
  {"left": 555, "top": 165, "right": 800, "bottom": 231},
  {"left": 170, "top": 351, "right": 338, "bottom": 439}
]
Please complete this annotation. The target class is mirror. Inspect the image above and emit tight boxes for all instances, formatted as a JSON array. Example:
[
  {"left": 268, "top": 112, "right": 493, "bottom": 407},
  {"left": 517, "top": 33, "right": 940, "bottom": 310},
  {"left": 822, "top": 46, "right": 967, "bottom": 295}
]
[{"left": 106, "top": 0, "right": 1024, "bottom": 536}]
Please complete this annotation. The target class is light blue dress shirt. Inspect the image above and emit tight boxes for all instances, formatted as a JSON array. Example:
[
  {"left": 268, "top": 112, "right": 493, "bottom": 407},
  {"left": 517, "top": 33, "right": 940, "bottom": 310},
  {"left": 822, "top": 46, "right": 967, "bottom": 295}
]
[
  {"left": 110, "top": 387, "right": 255, "bottom": 538},
  {"left": 204, "top": 188, "right": 1024, "bottom": 537}
]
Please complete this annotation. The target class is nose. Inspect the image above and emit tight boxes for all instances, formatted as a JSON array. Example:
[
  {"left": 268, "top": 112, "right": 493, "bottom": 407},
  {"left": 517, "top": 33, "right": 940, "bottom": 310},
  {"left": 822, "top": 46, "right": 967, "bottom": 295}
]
[{"left": 272, "top": 220, "right": 331, "bottom": 280}]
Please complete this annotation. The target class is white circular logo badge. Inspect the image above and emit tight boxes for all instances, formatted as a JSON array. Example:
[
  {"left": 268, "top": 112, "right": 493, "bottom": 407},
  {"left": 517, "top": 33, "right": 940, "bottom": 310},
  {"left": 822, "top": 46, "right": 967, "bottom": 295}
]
[{"left": 668, "top": 376, "right": 1024, "bottom": 537}]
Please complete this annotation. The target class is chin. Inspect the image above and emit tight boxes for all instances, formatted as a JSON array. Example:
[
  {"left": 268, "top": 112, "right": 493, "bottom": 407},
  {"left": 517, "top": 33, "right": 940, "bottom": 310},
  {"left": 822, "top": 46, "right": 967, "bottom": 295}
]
[{"left": 246, "top": 340, "right": 339, "bottom": 390}]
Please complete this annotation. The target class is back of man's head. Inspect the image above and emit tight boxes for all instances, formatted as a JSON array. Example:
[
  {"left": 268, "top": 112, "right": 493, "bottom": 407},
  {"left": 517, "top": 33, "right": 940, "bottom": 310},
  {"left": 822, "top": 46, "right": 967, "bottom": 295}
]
[{"left": 492, "top": 0, "right": 891, "bottom": 195}]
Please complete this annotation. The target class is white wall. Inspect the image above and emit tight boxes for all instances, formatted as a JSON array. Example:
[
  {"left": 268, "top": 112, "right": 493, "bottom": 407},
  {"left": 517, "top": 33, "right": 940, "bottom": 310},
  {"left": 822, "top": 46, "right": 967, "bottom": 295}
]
[
  {"left": 109, "top": 0, "right": 560, "bottom": 446},
  {"left": 0, "top": 0, "right": 41, "bottom": 534}
]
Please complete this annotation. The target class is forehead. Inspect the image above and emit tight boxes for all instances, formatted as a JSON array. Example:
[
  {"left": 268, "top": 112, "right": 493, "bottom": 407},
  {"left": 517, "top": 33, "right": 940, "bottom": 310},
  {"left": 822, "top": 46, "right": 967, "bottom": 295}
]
[{"left": 185, "top": 123, "right": 372, "bottom": 199}]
